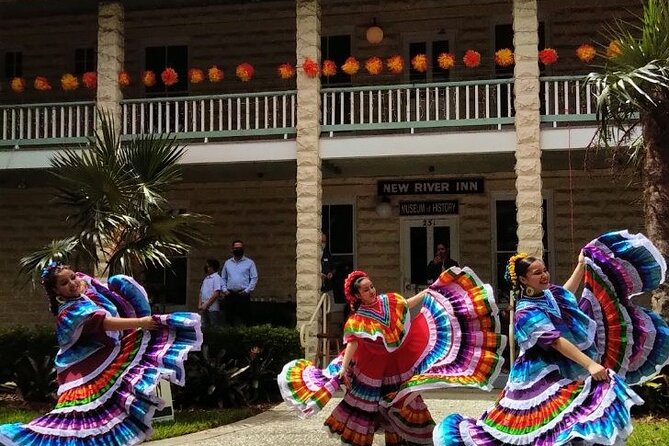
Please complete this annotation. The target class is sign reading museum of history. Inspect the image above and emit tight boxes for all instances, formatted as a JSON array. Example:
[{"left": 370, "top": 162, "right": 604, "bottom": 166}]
[
  {"left": 399, "top": 200, "right": 458, "bottom": 216},
  {"left": 377, "top": 178, "right": 484, "bottom": 196}
]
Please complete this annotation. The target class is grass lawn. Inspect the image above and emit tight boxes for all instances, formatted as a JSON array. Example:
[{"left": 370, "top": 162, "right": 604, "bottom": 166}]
[{"left": 628, "top": 417, "right": 669, "bottom": 446}]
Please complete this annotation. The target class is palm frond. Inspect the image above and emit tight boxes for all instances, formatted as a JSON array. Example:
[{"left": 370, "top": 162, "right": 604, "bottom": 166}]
[{"left": 18, "top": 237, "right": 88, "bottom": 284}]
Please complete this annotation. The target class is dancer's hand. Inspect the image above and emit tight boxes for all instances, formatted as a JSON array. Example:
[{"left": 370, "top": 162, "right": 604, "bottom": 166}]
[
  {"left": 587, "top": 362, "right": 608, "bottom": 381},
  {"left": 337, "top": 367, "right": 350, "bottom": 388},
  {"left": 138, "top": 316, "right": 159, "bottom": 330},
  {"left": 578, "top": 250, "right": 585, "bottom": 266}
]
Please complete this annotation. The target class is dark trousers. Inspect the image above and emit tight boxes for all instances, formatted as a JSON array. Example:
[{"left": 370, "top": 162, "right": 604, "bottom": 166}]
[{"left": 225, "top": 291, "right": 251, "bottom": 325}]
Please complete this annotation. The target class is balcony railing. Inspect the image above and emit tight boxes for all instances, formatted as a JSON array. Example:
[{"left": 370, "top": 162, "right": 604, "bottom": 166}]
[{"left": 0, "top": 76, "right": 597, "bottom": 148}]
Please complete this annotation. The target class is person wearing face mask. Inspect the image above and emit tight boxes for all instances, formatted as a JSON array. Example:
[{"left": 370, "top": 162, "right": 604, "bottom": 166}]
[
  {"left": 219, "top": 239, "right": 258, "bottom": 325},
  {"left": 320, "top": 232, "right": 334, "bottom": 297},
  {"left": 199, "top": 259, "right": 224, "bottom": 327}
]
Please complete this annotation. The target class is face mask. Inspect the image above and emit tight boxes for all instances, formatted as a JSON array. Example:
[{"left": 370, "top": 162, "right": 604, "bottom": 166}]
[{"left": 233, "top": 248, "right": 244, "bottom": 256}]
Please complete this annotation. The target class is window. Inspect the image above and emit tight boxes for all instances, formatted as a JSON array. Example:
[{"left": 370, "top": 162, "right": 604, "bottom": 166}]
[
  {"left": 3, "top": 51, "right": 22, "bottom": 79},
  {"left": 145, "top": 45, "right": 188, "bottom": 95},
  {"left": 322, "top": 204, "right": 355, "bottom": 304},
  {"left": 144, "top": 257, "right": 188, "bottom": 310},
  {"left": 494, "top": 23, "right": 545, "bottom": 78},
  {"left": 408, "top": 39, "right": 450, "bottom": 82},
  {"left": 74, "top": 48, "right": 96, "bottom": 74},
  {"left": 321, "top": 35, "right": 351, "bottom": 86}
]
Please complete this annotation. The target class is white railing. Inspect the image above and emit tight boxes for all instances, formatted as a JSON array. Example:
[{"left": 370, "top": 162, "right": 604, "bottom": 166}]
[
  {"left": 121, "top": 90, "right": 297, "bottom": 140},
  {"left": 541, "top": 75, "right": 598, "bottom": 125},
  {"left": 0, "top": 101, "right": 95, "bottom": 147},
  {"left": 299, "top": 292, "right": 331, "bottom": 362}
]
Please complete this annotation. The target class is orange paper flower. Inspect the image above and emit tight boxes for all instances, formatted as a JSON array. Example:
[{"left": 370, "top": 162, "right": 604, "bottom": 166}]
[
  {"left": 341, "top": 57, "right": 360, "bottom": 76},
  {"left": 161, "top": 67, "right": 179, "bottom": 86},
  {"left": 386, "top": 55, "right": 404, "bottom": 74},
  {"left": 142, "top": 70, "right": 156, "bottom": 87},
  {"left": 10, "top": 77, "right": 25, "bottom": 93},
  {"left": 322, "top": 60, "right": 337, "bottom": 77},
  {"left": 236, "top": 63, "right": 254, "bottom": 82},
  {"left": 576, "top": 43, "right": 596, "bottom": 63},
  {"left": 303, "top": 58, "right": 320, "bottom": 78},
  {"left": 463, "top": 50, "right": 481, "bottom": 68},
  {"left": 188, "top": 68, "right": 204, "bottom": 84},
  {"left": 539, "top": 48, "right": 558, "bottom": 65},
  {"left": 277, "top": 63, "right": 295, "bottom": 79},
  {"left": 365, "top": 56, "right": 383, "bottom": 75},
  {"left": 118, "top": 71, "right": 131, "bottom": 88},
  {"left": 208, "top": 65, "right": 224, "bottom": 83},
  {"left": 34, "top": 76, "right": 52, "bottom": 91},
  {"left": 411, "top": 54, "right": 428, "bottom": 72},
  {"left": 437, "top": 52, "right": 455, "bottom": 70},
  {"left": 60, "top": 73, "right": 79, "bottom": 91},
  {"left": 82, "top": 72, "right": 97, "bottom": 89},
  {"left": 494, "top": 48, "right": 514, "bottom": 67},
  {"left": 606, "top": 41, "right": 622, "bottom": 58}
]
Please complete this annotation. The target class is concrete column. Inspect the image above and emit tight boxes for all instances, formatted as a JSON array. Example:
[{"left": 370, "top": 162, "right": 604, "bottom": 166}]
[
  {"left": 96, "top": 2, "right": 124, "bottom": 130},
  {"left": 295, "top": 0, "right": 322, "bottom": 361},
  {"left": 513, "top": 0, "right": 543, "bottom": 257}
]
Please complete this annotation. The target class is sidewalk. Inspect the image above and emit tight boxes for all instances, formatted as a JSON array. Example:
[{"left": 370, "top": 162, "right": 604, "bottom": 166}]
[{"left": 147, "top": 389, "right": 497, "bottom": 446}]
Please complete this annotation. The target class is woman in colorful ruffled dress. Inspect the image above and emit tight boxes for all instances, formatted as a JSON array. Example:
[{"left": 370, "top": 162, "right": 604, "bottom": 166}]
[
  {"left": 278, "top": 267, "right": 507, "bottom": 446},
  {"left": 0, "top": 262, "right": 202, "bottom": 446},
  {"left": 434, "top": 230, "right": 669, "bottom": 446}
]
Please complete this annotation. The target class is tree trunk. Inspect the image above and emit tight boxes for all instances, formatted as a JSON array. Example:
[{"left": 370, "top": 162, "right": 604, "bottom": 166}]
[{"left": 641, "top": 109, "right": 669, "bottom": 321}]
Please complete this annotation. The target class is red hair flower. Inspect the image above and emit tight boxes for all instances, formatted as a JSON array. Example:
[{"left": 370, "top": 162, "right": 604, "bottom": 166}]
[
  {"left": 365, "top": 56, "right": 383, "bottom": 75},
  {"left": 302, "top": 58, "right": 320, "bottom": 78},
  {"left": 277, "top": 63, "right": 295, "bottom": 79},
  {"left": 494, "top": 48, "right": 514, "bottom": 67},
  {"left": 411, "top": 54, "right": 428, "bottom": 72},
  {"left": 344, "top": 270, "right": 369, "bottom": 310},
  {"left": 118, "top": 71, "right": 131, "bottom": 88},
  {"left": 463, "top": 50, "right": 481, "bottom": 68},
  {"left": 142, "top": 70, "right": 156, "bottom": 87},
  {"left": 386, "top": 55, "right": 404, "bottom": 74},
  {"left": 34, "top": 76, "right": 52, "bottom": 91},
  {"left": 539, "top": 48, "right": 558, "bottom": 65},
  {"left": 208, "top": 65, "right": 224, "bottom": 82},
  {"left": 437, "top": 52, "right": 455, "bottom": 70},
  {"left": 576, "top": 44, "right": 596, "bottom": 63},
  {"left": 10, "top": 77, "right": 25, "bottom": 93},
  {"left": 322, "top": 60, "right": 337, "bottom": 77},
  {"left": 161, "top": 67, "right": 179, "bottom": 86},
  {"left": 341, "top": 57, "right": 360, "bottom": 76},
  {"left": 188, "top": 68, "right": 204, "bottom": 84},
  {"left": 236, "top": 63, "right": 254, "bottom": 82},
  {"left": 82, "top": 72, "right": 97, "bottom": 89}
]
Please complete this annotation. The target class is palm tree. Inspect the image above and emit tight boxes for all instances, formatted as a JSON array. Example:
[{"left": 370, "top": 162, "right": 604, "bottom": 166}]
[
  {"left": 19, "top": 111, "right": 208, "bottom": 281},
  {"left": 587, "top": 0, "right": 669, "bottom": 320}
]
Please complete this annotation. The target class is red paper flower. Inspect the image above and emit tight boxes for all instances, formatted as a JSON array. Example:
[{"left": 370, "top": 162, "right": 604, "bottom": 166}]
[
  {"left": 236, "top": 63, "right": 254, "bottom": 82},
  {"left": 606, "top": 41, "right": 621, "bottom": 59},
  {"left": 437, "top": 52, "right": 455, "bottom": 70},
  {"left": 539, "top": 48, "right": 558, "bottom": 65},
  {"left": 10, "top": 77, "right": 25, "bottom": 93},
  {"left": 463, "top": 50, "right": 481, "bottom": 68},
  {"left": 208, "top": 65, "right": 224, "bottom": 83},
  {"left": 576, "top": 44, "right": 596, "bottom": 63},
  {"left": 494, "top": 48, "right": 514, "bottom": 67},
  {"left": 142, "top": 70, "right": 156, "bottom": 87},
  {"left": 277, "top": 63, "right": 295, "bottom": 79},
  {"left": 411, "top": 54, "right": 428, "bottom": 72},
  {"left": 302, "top": 58, "right": 320, "bottom": 78},
  {"left": 82, "top": 72, "right": 97, "bottom": 89},
  {"left": 34, "top": 76, "right": 52, "bottom": 91},
  {"left": 61, "top": 73, "right": 79, "bottom": 91},
  {"left": 161, "top": 67, "right": 179, "bottom": 86},
  {"left": 341, "top": 57, "right": 360, "bottom": 76},
  {"left": 365, "top": 56, "right": 383, "bottom": 75},
  {"left": 322, "top": 60, "right": 337, "bottom": 77},
  {"left": 386, "top": 55, "right": 404, "bottom": 74},
  {"left": 118, "top": 71, "right": 131, "bottom": 88},
  {"left": 188, "top": 68, "right": 204, "bottom": 84}
]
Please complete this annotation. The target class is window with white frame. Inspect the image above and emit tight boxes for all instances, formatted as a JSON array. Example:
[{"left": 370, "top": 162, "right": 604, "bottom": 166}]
[
  {"left": 407, "top": 38, "right": 451, "bottom": 82},
  {"left": 322, "top": 203, "right": 355, "bottom": 304},
  {"left": 321, "top": 35, "right": 351, "bottom": 86},
  {"left": 145, "top": 45, "right": 188, "bottom": 95}
]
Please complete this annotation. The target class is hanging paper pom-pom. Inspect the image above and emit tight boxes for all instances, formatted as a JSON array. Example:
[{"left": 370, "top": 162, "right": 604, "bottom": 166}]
[
  {"left": 437, "top": 52, "right": 455, "bottom": 70},
  {"left": 606, "top": 41, "right": 621, "bottom": 59},
  {"left": 365, "top": 56, "right": 383, "bottom": 75},
  {"left": 538, "top": 48, "right": 558, "bottom": 65},
  {"left": 494, "top": 48, "right": 514, "bottom": 67},
  {"left": 34, "top": 76, "right": 52, "bottom": 91},
  {"left": 10, "top": 77, "right": 25, "bottom": 93},
  {"left": 188, "top": 68, "right": 204, "bottom": 84},
  {"left": 341, "top": 57, "right": 360, "bottom": 75},
  {"left": 236, "top": 63, "right": 254, "bottom": 82},
  {"left": 82, "top": 72, "right": 97, "bottom": 89},
  {"left": 118, "top": 71, "right": 131, "bottom": 88},
  {"left": 386, "top": 55, "right": 404, "bottom": 74},
  {"left": 208, "top": 65, "right": 224, "bottom": 83},
  {"left": 411, "top": 54, "right": 428, "bottom": 72},
  {"left": 322, "top": 60, "right": 337, "bottom": 77},
  {"left": 463, "top": 50, "right": 481, "bottom": 68},
  {"left": 302, "top": 58, "right": 320, "bottom": 78},
  {"left": 61, "top": 73, "right": 79, "bottom": 91},
  {"left": 142, "top": 70, "right": 156, "bottom": 87},
  {"left": 161, "top": 67, "right": 179, "bottom": 86},
  {"left": 277, "top": 63, "right": 295, "bottom": 79},
  {"left": 576, "top": 43, "right": 596, "bottom": 63}
]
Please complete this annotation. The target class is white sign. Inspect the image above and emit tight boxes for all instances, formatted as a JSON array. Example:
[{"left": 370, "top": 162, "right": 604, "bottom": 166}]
[{"left": 153, "top": 379, "right": 175, "bottom": 423}]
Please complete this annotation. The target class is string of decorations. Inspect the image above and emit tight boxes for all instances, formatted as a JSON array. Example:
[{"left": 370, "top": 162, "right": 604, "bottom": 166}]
[{"left": 6, "top": 43, "right": 612, "bottom": 93}]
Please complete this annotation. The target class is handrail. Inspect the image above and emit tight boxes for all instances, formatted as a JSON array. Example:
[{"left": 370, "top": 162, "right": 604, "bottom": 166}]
[{"left": 299, "top": 292, "right": 331, "bottom": 350}]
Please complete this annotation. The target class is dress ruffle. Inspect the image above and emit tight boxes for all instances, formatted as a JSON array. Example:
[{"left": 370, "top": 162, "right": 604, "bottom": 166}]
[{"left": 0, "top": 275, "right": 202, "bottom": 446}]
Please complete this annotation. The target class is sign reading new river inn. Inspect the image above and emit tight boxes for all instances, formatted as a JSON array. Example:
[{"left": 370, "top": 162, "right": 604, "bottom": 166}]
[{"left": 378, "top": 178, "right": 484, "bottom": 196}]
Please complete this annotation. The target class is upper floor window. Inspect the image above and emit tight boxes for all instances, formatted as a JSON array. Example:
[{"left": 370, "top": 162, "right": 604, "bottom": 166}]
[
  {"left": 321, "top": 35, "right": 351, "bottom": 86},
  {"left": 74, "top": 47, "right": 96, "bottom": 74},
  {"left": 3, "top": 51, "right": 23, "bottom": 79},
  {"left": 408, "top": 38, "right": 450, "bottom": 83},
  {"left": 145, "top": 45, "right": 188, "bottom": 95},
  {"left": 494, "top": 23, "right": 545, "bottom": 78}
]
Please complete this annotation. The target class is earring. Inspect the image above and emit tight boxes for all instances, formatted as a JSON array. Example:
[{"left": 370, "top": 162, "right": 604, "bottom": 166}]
[{"left": 525, "top": 286, "right": 535, "bottom": 296}]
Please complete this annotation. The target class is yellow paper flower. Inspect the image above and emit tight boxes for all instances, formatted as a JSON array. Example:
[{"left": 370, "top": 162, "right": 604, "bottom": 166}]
[
  {"left": 437, "top": 52, "right": 455, "bottom": 70},
  {"left": 61, "top": 73, "right": 79, "bottom": 91},
  {"left": 386, "top": 55, "right": 404, "bottom": 74},
  {"left": 341, "top": 57, "right": 360, "bottom": 76},
  {"left": 277, "top": 63, "right": 295, "bottom": 79},
  {"left": 576, "top": 43, "right": 596, "bottom": 63},
  {"left": 411, "top": 54, "right": 428, "bottom": 72},
  {"left": 188, "top": 68, "right": 205, "bottom": 84},
  {"left": 606, "top": 41, "right": 622, "bottom": 58},
  {"left": 118, "top": 71, "right": 131, "bottom": 88},
  {"left": 322, "top": 60, "right": 337, "bottom": 77},
  {"left": 494, "top": 48, "right": 514, "bottom": 67},
  {"left": 10, "top": 77, "right": 25, "bottom": 93},
  {"left": 208, "top": 65, "right": 224, "bottom": 83},
  {"left": 365, "top": 56, "right": 383, "bottom": 75}
]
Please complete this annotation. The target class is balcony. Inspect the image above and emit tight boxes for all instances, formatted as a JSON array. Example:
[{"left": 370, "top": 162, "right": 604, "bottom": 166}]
[{"left": 0, "top": 75, "right": 597, "bottom": 149}]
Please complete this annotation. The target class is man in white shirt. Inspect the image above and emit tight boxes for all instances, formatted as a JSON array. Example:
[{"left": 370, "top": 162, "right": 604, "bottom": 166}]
[{"left": 199, "top": 259, "right": 224, "bottom": 327}]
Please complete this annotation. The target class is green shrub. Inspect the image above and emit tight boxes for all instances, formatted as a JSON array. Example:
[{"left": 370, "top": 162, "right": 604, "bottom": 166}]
[{"left": 0, "top": 326, "right": 57, "bottom": 385}]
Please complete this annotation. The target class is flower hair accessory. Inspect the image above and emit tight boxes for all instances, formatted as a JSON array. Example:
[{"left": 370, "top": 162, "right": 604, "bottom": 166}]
[
  {"left": 504, "top": 253, "right": 528, "bottom": 288},
  {"left": 40, "top": 261, "right": 61, "bottom": 285},
  {"left": 344, "top": 270, "right": 368, "bottom": 309}
]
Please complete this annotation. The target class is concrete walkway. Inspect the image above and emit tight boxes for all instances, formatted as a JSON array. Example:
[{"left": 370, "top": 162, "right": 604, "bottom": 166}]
[{"left": 147, "top": 389, "right": 497, "bottom": 446}]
